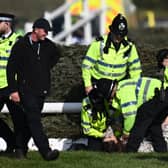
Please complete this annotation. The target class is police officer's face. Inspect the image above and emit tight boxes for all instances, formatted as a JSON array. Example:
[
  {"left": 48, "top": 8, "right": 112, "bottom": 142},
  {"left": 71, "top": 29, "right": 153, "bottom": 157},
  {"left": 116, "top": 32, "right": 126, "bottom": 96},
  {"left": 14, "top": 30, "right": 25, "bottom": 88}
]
[
  {"left": 34, "top": 28, "right": 48, "bottom": 41},
  {"left": 111, "top": 33, "right": 124, "bottom": 43},
  {"left": 163, "top": 57, "right": 168, "bottom": 67},
  {"left": 0, "top": 21, "right": 8, "bottom": 34}
]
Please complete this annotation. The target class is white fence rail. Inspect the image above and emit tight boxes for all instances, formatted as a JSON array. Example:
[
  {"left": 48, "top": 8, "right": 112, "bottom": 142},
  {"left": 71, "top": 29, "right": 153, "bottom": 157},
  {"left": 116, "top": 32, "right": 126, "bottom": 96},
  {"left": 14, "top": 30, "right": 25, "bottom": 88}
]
[
  {"left": 25, "top": 0, "right": 109, "bottom": 45},
  {"left": 1, "top": 102, "right": 82, "bottom": 114}
]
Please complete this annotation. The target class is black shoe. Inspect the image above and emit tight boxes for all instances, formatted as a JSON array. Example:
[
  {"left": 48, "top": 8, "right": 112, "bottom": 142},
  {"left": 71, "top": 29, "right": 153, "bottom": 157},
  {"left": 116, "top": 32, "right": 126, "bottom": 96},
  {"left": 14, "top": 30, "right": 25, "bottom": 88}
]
[
  {"left": 43, "top": 150, "right": 59, "bottom": 161},
  {"left": 15, "top": 149, "right": 27, "bottom": 159}
]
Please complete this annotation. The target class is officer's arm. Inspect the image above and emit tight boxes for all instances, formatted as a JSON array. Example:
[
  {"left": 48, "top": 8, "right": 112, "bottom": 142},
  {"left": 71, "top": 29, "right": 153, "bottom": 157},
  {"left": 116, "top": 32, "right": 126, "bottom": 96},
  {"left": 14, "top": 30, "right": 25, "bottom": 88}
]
[
  {"left": 82, "top": 41, "right": 99, "bottom": 88},
  {"left": 81, "top": 102, "right": 104, "bottom": 138},
  {"left": 128, "top": 44, "right": 142, "bottom": 78}
]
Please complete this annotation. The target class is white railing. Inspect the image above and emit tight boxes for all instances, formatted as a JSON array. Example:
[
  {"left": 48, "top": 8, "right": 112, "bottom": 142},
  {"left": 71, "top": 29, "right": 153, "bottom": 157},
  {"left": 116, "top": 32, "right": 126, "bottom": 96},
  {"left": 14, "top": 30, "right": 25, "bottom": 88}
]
[
  {"left": 40, "top": 0, "right": 109, "bottom": 45},
  {"left": 1, "top": 102, "right": 82, "bottom": 114}
]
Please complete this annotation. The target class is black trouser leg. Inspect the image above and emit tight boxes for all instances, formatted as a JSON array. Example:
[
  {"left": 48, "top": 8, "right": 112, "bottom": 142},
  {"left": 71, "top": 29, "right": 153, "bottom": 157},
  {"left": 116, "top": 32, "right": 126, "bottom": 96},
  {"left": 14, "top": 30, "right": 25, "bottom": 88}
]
[
  {"left": 21, "top": 93, "right": 51, "bottom": 157},
  {"left": 0, "top": 98, "right": 15, "bottom": 150},
  {"left": 149, "top": 124, "right": 167, "bottom": 152},
  {"left": 88, "top": 137, "right": 104, "bottom": 151},
  {"left": 0, "top": 118, "right": 15, "bottom": 150},
  {"left": 6, "top": 99, "right": 29, "bottom": 152},
  {"left": 127, "top": 96, "right": 168, "bottom": 152}
]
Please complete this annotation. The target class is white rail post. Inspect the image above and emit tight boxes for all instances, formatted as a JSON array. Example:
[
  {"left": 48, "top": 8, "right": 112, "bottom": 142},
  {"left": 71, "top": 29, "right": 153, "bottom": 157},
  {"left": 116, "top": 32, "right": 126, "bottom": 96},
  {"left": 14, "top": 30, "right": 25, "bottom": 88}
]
[
  {"left": 65, "top": 0, "right": 73, "bottom": 44},
  {"left": 100, "top": 0, "right": 106, "bottom": 35},
  {"left": 83, "top": 0, "right": 92, "bottom": 44}
]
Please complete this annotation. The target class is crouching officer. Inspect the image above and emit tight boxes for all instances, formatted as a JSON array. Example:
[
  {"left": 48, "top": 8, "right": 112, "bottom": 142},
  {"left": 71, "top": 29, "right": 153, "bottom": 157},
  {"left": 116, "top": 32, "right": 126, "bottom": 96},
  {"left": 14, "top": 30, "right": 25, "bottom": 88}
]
[
  {"left": 108, "top": 76, "right": 168, "bottom": 152},
  {"left": 81, "top": 79, "right": 122, "bottom": 152}
]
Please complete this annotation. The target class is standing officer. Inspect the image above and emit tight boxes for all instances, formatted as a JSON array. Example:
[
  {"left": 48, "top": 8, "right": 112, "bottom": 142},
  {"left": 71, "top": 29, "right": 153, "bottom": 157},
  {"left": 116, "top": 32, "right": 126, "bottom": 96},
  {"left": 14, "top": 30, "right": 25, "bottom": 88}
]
[
  {"left": 7, "top": 18, "right": 61, "bottom": 160},
  {"left": 82, "top": 13, "right": 142, "bottom": 95},
  {"left": 0, "top": 13, "right": 23, "bottom": 154}
]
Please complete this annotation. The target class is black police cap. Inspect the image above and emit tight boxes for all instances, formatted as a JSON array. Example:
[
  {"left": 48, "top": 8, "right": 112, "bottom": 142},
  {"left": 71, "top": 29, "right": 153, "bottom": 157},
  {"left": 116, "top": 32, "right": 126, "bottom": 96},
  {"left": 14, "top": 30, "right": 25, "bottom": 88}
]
[
  {"left": 109, "top": 13, "right": 128, "bottom": 37},
  {"left": 96, "top": 78, "right": 117, "bottom": 100},
  {"left": 0, "top": 13, "right": 15, "bottom": 22},
  {"left": 88, "top": 88, "right": 105, "bottom": 111},
  {"left": 33, "top": 18, "right": 52, "bottom": 32}
]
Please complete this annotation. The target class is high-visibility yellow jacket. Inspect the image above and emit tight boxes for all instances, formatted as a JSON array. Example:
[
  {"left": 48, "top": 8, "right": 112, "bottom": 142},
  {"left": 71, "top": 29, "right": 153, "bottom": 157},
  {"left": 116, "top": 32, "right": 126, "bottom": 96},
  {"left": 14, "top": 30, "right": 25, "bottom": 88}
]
[
  {"left": 81, "top": 97, "right": 112, "bottom": 138},
  {"left": 0, "top": 32, "right": 20, "bottom": 88},
  {"left": 112, "top": 77, "right": 163, "bottom": 135},
  {"left": 82, "top": 35, "right": 142, "bottom": 87},
  {"left": 164, "top": 67, "right": 168, "bottom": 84}
]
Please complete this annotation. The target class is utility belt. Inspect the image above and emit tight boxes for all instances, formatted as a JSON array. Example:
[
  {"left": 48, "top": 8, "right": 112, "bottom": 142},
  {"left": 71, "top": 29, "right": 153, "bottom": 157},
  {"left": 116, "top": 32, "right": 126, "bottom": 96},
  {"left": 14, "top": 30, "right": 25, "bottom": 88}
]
[{"left": 91, "top": 76, "right": 126, "bottom": 88}]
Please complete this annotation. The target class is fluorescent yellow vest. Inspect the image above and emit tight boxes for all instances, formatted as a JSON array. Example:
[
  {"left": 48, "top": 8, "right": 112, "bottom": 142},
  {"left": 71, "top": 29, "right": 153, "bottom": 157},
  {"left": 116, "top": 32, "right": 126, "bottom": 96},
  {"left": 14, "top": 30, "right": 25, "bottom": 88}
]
[{"left": 0, "top": 33, "right": 20, "bottom": 88}]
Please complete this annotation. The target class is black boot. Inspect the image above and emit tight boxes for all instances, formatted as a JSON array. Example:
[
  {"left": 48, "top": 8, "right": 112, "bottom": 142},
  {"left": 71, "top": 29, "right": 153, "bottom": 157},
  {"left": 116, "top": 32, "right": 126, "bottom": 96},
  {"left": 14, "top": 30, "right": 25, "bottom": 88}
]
[
  {"left": 43, "top": 149, "right": 59, "bottom": 161},
  {"left": 14, "top": 149, "right": 27, "bottom": 159}
]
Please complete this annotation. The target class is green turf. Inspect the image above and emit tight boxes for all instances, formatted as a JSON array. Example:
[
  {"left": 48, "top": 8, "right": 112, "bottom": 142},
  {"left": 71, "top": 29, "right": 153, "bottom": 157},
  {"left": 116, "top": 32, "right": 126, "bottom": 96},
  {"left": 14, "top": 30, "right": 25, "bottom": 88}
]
[{"left": 0, "top": 151, "right": 168, "bottom": 168}]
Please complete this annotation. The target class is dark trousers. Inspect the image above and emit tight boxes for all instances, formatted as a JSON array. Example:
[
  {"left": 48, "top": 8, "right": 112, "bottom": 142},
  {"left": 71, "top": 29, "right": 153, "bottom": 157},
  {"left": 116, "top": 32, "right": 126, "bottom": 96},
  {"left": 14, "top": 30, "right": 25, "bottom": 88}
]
[
  {"left": 88, "top": 137, "right": 104, "bottom": 151},
  {"left": 0, "top": 88, "right": 24, "bottom": 150},
  {"left": 126, "top": 94, "right": 168, "bottom": 152},
  {"left": 19, "top": 92, "right": 51, "bottom": 156}
]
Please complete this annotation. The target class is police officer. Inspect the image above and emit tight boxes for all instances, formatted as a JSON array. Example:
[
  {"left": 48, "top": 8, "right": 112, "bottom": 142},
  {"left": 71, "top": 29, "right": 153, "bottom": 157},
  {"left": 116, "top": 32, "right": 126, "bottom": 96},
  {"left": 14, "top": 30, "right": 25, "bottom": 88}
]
[
  {"left": 155, "top": 49, "right": 168, "bottom": 128},
  {"left": 0, "top": 13, "right": 23, "bottom": 154},
  {"left": 82, "top": 13, "right": 142, "bottom": 95},
  {"left": 7, "top": 18, "right": 61, "bottom": 160},
  {"left": 81, "top": 79, "right": 119, "bottom": 151},
  {"left": 109, "top": 77, "right": 168, "bottom": 152}
]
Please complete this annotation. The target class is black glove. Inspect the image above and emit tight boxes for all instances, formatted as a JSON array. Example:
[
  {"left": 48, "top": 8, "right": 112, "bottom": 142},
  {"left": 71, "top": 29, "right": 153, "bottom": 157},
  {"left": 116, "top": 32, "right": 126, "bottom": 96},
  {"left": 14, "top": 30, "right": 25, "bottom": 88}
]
[{"left": 154, "top": 87, "right": 165, "bottom": 102}]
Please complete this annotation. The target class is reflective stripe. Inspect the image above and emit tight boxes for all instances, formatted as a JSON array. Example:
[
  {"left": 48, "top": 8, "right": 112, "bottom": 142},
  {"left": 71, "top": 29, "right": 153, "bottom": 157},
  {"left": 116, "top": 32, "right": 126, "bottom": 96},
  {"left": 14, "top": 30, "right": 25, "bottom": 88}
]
[
  {"left": 84, "top": 56, "right": 96, "bottom": 63},
  {"left": 120, "top": 81, "right": 137, "bottom": 88},
  {"left": 121, "top": 101, "right": 137, "bottom": 108},
  {"left": 135, "top": 78, "right": 142, "bottom": 97},
  {"left": 94, "top": 66, "right": 126, "bottom": 77},
  {"left": 6, "top": 50, "right": 11, "bottom": 53},
  {"left": 83, "top": 128, "right": 90, "bottom": 133},
  {"left": 81, "top": 64, "right": 91, "bottom": 69},
  {"left": 143, "top": 79, "right": 151, "bottom": 103},
  {"left": 0, "top": 56, "right": 8, "bottom": 60},
  {"left": 98, "top": 60, "right": 126, "bottom": 68},
  {"left": 130, "top": 67, "right": 141, "bottom": 71},
  {"left": 0, "top": 65, "right": 6, "bottom": 69},
  {"left": 128, "top": 58, "right": 140, "bottom": 66},
  {"left": 81, "top": 121, "right": 90, "bottom": 126},
  {"left": 123, "top": 111, "right": 137, "bottom": 117}
]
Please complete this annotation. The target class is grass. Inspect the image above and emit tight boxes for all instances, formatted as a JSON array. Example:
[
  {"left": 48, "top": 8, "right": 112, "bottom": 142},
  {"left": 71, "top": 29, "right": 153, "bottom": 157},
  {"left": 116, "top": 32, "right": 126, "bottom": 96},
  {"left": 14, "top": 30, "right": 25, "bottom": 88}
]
[{"left": 0, "top": 151, "right": 168, "bottom": 168}]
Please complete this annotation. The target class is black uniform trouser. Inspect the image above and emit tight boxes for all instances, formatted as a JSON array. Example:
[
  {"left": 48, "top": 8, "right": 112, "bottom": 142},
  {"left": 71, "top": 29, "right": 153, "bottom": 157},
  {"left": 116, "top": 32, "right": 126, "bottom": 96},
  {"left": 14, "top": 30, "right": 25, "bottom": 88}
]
[
  {"left": 19, "top": 92, "right": 51, "bottom": 157},
  {"left": 0, "top": 88, "right": 24, "bottom": 150},
  {"left": 126, "top": 93, "right": 168, "bottom": 152},
  {"left": 88, "top": 137, "right": 104, "bottom": 151}
]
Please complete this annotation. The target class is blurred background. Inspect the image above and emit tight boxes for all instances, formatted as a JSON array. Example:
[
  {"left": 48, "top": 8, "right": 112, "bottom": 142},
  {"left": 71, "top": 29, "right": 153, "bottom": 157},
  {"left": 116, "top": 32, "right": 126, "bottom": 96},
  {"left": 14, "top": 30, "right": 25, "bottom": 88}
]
[{"left": 0, "top": 0, "right": 168, "bottom": 45}]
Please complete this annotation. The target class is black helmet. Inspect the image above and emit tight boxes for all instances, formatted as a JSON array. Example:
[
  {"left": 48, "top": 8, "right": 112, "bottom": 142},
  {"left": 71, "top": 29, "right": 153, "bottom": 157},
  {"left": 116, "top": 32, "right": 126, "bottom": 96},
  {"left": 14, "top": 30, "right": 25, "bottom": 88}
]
[
  {"left": 88, "top": 88, "right": 105, "bottom": 111},
  {"left": 33, "top": 18, "right": 52, "bottom": 32},
  {"left": 109, "top": 13, "right": 128, "bottom": 37},
  {"left": 156, "top": 49, "right": 168, "bottom": 69},
  {"left": 96, "top": 78, "right": 117, "bottom": 100}
]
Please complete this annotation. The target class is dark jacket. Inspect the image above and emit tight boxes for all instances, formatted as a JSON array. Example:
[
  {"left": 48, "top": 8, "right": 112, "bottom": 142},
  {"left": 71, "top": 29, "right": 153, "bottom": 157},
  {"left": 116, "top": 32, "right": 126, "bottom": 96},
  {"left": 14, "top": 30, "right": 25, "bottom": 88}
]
[{"left": 7, "top": 33, "right": 60, "bottom": 96}]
